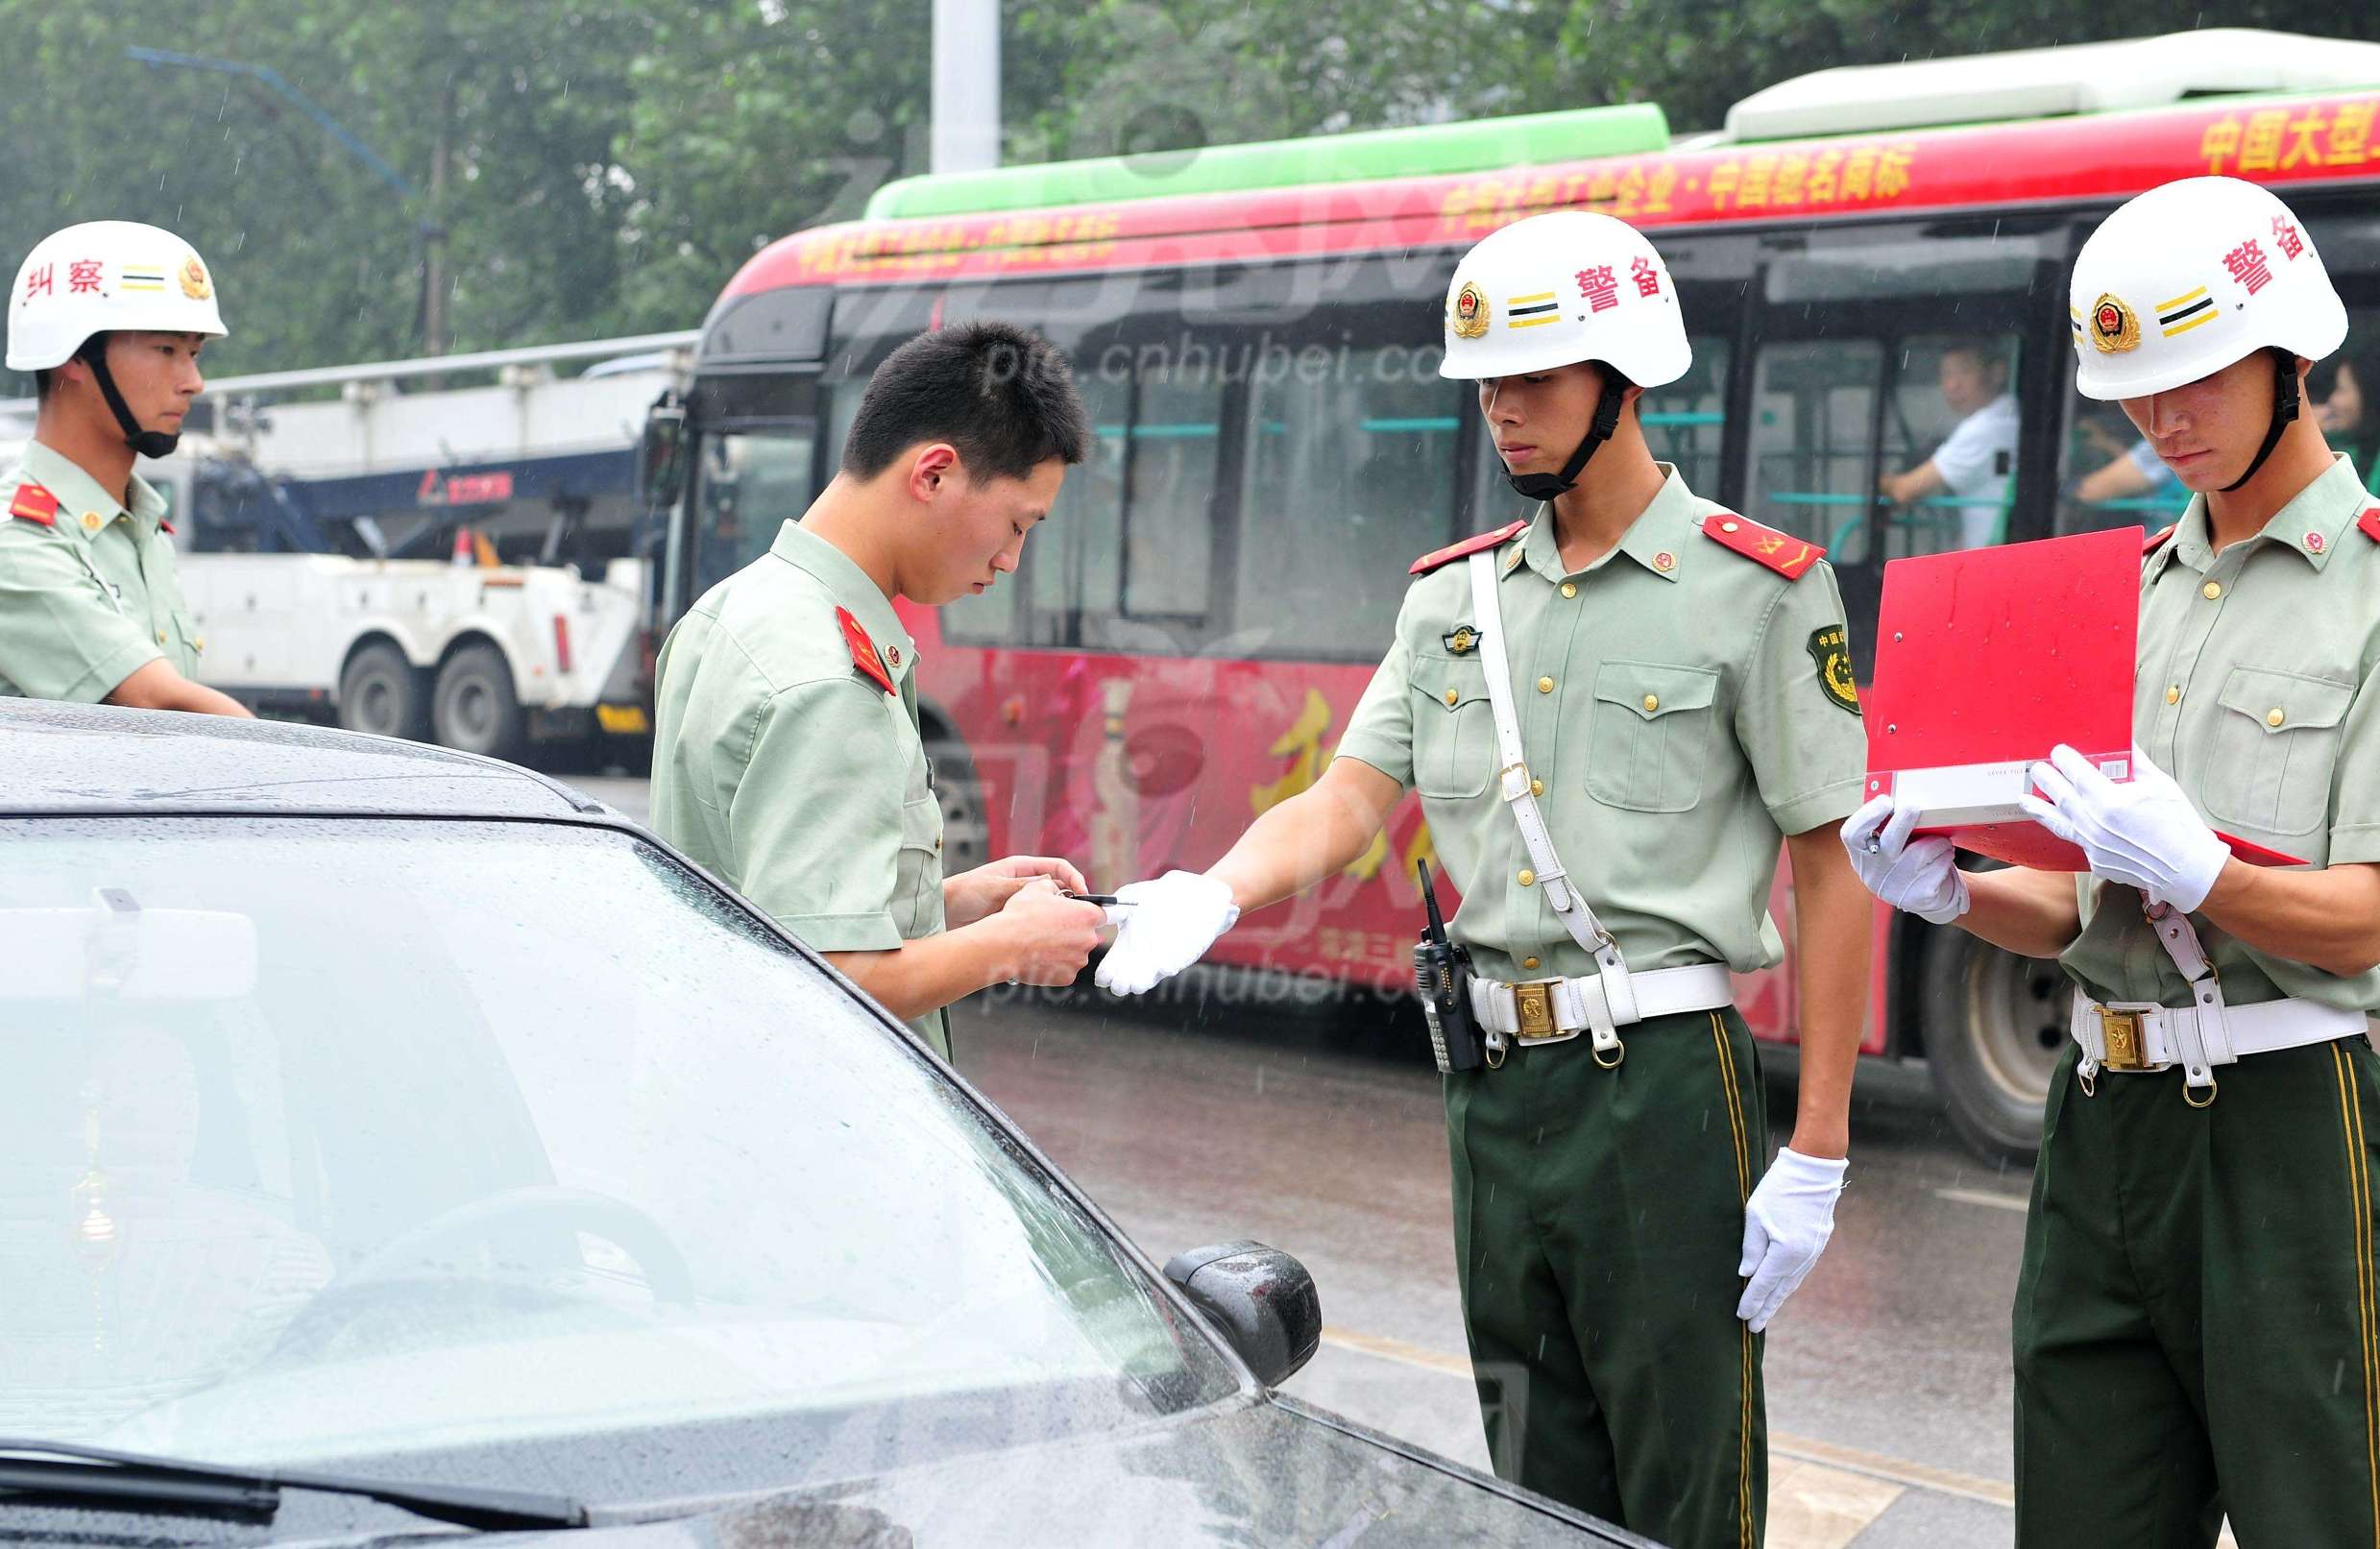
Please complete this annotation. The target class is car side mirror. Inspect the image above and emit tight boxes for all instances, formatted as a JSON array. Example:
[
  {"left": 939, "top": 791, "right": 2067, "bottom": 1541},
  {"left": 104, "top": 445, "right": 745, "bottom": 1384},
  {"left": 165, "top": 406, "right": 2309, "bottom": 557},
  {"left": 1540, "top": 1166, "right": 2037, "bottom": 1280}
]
[
  {"left": 636, "top": 392, "right": 691, "bottom": 513},
  {"left": 1162, "top": 1240, "right": 1321, "bottom": 1388}
]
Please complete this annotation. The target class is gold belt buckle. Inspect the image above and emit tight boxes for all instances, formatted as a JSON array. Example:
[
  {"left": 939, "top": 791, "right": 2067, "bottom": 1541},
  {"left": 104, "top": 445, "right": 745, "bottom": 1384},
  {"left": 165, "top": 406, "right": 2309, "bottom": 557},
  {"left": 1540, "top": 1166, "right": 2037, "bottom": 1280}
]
[
  {"left": 2099, "top": 1007, "right": 2149, "bottom": 1072},
  {"left": 1512, "top": 981, "right": 1557, "bottom": 1041}
]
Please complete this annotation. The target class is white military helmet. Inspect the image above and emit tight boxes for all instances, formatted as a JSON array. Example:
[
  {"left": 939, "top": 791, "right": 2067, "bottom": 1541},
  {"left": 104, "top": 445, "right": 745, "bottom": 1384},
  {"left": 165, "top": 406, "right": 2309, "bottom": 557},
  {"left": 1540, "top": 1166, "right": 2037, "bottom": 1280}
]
[
  {"left": 7, "top": 221, "right": 229, "bottom": 373},
  {"left": 2070, "top": 177, "right": 2344, "bottom": 401},
  {"left": 1440, "top": 210, "right": 1690, "bottom": 386}
]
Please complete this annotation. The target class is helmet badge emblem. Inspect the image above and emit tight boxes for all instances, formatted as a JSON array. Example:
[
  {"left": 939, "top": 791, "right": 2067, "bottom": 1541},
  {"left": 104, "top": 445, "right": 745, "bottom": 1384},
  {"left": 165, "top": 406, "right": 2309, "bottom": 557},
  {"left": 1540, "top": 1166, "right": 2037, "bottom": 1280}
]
[
  {"left": 2090, "top": 293, "right": 2141, "bottom": 354},
  {"left": 1451, "top": 280, "right": 1490, "bottom": 340},
  {"left": 179, "top": 257, "right": 210, "bottom": 302}
]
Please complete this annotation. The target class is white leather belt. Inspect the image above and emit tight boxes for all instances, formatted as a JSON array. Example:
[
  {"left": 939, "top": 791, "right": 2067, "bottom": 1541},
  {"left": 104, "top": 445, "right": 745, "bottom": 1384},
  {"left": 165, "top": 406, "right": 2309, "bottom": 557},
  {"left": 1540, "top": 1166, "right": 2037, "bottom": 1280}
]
[
  {"left": 2071, "top": 991, "right": 2367, "bottom": 1080},
  {"left": 1469, "top": 962, "right": 1735, "bottom": 1055}
]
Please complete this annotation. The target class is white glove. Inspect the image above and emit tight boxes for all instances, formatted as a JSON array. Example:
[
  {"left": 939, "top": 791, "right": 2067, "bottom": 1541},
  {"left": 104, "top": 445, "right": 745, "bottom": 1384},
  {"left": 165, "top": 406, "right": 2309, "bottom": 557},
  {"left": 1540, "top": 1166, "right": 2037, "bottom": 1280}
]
[
  {"left": 1092, "top": 870, "right": 1240, "bottom": 995},
  {"left": 1838, "top": 794, "right": 1970, "bottom": 925},
  {"left": 1737, "top": 1148, "right": 1847, "bottom": 1333},
  {"left": 2019, "top": 745, "right": 2228, "bottom": 912}
]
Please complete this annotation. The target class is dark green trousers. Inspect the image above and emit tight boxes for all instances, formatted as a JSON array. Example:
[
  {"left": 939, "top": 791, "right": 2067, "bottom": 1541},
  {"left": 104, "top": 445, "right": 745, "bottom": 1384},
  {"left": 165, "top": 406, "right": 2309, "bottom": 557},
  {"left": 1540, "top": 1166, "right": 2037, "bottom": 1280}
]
[
  {"left": 1445, "top": 1005, "right": 1768, "bottom": 1549},
  {"left": 2014, "top": 1036, "right": 2380, "bottom": 1547}
]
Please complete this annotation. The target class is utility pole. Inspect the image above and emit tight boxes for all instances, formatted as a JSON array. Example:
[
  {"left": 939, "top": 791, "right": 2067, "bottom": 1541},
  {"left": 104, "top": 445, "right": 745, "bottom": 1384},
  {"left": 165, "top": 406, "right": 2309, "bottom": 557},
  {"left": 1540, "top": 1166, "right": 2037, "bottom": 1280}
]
[
  {"left": 424, "top": 78, "right": 454, "bottom": 362},
  {"left": 931, "top": 0, "right": 1001, "bottom": 173}
]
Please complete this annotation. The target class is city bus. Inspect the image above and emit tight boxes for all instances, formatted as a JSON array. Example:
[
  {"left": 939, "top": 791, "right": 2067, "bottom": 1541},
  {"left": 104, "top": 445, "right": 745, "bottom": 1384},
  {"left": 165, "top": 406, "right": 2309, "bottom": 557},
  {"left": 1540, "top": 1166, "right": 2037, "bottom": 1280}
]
[{"left": 640, "top": 31, "right": 2380, "bottom": 1161}]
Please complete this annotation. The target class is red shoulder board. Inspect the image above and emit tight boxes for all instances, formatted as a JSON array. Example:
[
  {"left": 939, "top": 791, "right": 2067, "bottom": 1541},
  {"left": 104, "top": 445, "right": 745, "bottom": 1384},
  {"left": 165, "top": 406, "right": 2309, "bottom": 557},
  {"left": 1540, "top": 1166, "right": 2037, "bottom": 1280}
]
[
  {"left": 2144, "top": 525, "right": 2177, "bottom": 553},
  {"left": 836, "top": 606, "right": 896, "bottom": 695},
  {"left": 2359, "top": 507, "right": 2380, "bottom": 544},
  {"left": 8, "top": 482, "right": 58, "bottom": 527},
  {"left": 1700, "top": 511, "right": 1824, "bottom": 580},
  {"left": 1410, "top": 519, "right": 1528, "bottom": 576}
]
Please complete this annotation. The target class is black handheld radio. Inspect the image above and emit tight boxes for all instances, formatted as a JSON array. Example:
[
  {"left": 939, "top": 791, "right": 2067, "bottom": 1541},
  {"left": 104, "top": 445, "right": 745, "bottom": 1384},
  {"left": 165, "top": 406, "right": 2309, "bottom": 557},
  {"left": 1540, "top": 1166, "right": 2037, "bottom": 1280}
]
[{"left": 1413, "top": 859, "right": 1483, "bottom": 1073}]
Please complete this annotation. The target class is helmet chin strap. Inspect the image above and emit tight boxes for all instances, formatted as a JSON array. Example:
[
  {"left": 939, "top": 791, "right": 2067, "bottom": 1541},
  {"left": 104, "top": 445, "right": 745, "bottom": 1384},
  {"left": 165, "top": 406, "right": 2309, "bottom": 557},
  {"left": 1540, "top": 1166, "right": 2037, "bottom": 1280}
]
[
  {"left": 1504, "top": 368, "right": 1628, "bottom": 502},
  {"left": 2218, "top": 349, "right": 2300, "bottom": 495},
  {"left": 75, "top": 337, "right": 180, "bottom": 461}
]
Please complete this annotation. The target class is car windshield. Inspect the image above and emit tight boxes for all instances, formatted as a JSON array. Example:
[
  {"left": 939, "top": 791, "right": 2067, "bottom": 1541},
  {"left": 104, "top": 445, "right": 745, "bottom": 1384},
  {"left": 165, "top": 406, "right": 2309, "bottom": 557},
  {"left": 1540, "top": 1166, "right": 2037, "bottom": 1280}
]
[{"left": 0, "top": 815, "right": 1236, "bottom": 1515}]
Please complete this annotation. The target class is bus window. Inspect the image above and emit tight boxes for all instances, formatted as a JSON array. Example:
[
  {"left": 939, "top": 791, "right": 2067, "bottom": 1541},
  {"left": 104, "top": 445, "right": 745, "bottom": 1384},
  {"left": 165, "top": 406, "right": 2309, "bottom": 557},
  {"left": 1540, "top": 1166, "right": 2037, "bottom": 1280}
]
[
  {"left": 1879, "top": 334, "right": 2023, "bottom": 553},
  {"left": 1235, "top": 345, "right": 1463, "bottom": 659},
  {"left": 1028, "top": 371, "right": 1129, "bottom": 647},
  {"left": 689, "top": 428, "right": 815, "bottom": 604},
  {"left": 1749, "top": 339, "right": 1883, "bottom": 564},
  {"left": 1121, "top": 373, "right": 1223, "bottom": 627},
  {"left": 2056, "top": 394, "right": 2190, "bottom": 534},
  {"left": 1640, "top": 337, "right": 1732, "bottom": 496}
]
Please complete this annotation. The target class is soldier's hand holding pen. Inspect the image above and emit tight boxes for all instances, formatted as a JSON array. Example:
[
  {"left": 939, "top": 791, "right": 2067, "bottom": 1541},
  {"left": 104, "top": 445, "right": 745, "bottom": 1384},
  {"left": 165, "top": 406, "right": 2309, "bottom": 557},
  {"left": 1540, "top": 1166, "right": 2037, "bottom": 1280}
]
[
  {"left": 986, "top": 879, "right": 1107, "bottom": 987},
  {"left": 944, "top": 855, "right": 1090, "bottom": 928}
]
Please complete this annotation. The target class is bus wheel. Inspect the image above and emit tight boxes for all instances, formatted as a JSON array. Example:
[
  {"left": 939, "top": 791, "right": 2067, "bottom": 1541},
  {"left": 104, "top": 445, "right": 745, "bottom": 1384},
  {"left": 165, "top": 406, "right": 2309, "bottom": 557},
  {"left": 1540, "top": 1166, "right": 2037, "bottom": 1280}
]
[
  {"left": 339, "top": 641, "right": 428, "bottom": 743},
  {"left": 433, "top": 642, "right": 525, "bottom": 763},
  {"left": 1919, "top": 926, "right": 2066, "bottom": 1165},
  {"left": 928, "top": 738, "right": 988, "bottom": 880}
]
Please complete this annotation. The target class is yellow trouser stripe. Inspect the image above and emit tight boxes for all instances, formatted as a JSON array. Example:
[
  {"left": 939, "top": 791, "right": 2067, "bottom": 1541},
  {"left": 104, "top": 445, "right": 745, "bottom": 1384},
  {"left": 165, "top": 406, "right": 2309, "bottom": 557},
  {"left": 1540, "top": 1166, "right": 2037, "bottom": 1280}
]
[
  {"left": 1712, "top": 1013, "right": 1755, "bottom": 1549},
  {"left": 2331, "top": 1044, "right": 2380, "bottom": 1548}
]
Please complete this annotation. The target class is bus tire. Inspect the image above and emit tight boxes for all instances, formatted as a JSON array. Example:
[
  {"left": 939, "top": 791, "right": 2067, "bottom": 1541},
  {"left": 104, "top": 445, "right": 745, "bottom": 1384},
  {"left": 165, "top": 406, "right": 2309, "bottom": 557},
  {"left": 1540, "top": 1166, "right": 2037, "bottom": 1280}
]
[
  {"left": 338, "top": 641, "right": 429, "bottom": 743},
  {"left": 927, "top": 735, "right": 988, "bottom": 880},
  {"left": 432, "top": 642, "right": 525, "bottom": 763},
  {"left": 1918, "top": 924, "right": 2067, "bottom": 1165}
]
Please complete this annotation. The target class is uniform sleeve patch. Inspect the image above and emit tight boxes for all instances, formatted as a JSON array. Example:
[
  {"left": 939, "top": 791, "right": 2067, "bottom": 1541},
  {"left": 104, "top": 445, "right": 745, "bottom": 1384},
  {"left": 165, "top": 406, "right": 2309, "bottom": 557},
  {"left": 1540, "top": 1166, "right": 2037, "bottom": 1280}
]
[
  {"left": 9, "top": 483, "right": 58, "bottom": 526},
  {"left": 836, "top": 606, "right": 896, "bottom": 695},
  {"left": 1702, "top": 511, "right": 1824, "bottom": 579},
  {"left": 1807, "top": 625, "right": 1860, "bottom": 715}
]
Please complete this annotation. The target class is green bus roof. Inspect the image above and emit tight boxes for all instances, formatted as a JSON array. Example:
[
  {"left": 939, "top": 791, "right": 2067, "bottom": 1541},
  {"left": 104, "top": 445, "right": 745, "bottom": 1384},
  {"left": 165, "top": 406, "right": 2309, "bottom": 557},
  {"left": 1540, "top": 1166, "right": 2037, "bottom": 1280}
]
[{"left": 862, "top": 103, "right": 1672, "bottom": 221}]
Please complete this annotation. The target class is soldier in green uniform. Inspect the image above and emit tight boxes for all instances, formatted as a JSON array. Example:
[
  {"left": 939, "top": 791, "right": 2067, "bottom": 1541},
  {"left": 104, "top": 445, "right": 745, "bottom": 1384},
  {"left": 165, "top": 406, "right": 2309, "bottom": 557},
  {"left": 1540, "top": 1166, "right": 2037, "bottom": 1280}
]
[
  {"left": 1096, "top": 211, "right": 1875, "bottom": 1549},
  {"left": 650, "top": 322, "right": 1106, "bottom": 1059},
  {"left": 1844, "top": 176, "right": 2380, "bottom": 1547},
  {"left": 2, "top": 221, "right": 247, "bottom": 715}
]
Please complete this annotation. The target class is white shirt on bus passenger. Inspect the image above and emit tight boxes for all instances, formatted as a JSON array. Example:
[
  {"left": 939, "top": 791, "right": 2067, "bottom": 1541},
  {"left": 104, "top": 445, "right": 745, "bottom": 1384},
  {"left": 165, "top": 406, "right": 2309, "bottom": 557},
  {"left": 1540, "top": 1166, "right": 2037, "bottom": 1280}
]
[{"left": 1930, "top": 392, "right": 2020, "bottom": 549}]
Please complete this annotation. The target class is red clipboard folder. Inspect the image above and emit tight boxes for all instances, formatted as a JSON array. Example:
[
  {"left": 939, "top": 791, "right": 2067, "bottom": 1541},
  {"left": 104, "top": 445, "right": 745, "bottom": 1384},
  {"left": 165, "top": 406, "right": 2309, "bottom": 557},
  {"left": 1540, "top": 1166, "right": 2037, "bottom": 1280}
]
[{"left": 1862, "top": 526, "right": 2304, "bottom": 871}]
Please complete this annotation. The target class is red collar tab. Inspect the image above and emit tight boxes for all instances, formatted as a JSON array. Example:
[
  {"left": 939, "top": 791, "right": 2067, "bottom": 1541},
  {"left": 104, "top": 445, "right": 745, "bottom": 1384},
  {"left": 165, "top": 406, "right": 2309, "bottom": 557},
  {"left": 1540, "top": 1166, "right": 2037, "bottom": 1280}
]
[
  {"left": 837, "top": 607, "right": 896, "bottom": 695},
  {"left": 1700, "top": 511, "right": 1825, "bottom": 580},
  {"left": 8, "top": 482, "right": 58, "bottom": 527},
  {"left": 1410, "top": 519, "right": 1529, "bottom": 576},
  {"left": 2143, "top": 525, "right": 2177, "bottom": 553},
  {"left": 2359, "top": 507, "right": 2380, "bottom": 545},
  {"left": 158, "top": 518, "right": 176, "bottom": 537}
]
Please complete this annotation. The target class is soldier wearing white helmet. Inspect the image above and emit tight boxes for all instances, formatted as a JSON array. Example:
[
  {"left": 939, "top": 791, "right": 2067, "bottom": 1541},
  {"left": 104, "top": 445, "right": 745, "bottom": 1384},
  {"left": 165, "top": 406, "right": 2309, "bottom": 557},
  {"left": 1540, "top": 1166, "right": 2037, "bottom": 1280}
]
[
  {"left": 1843, "top": 175, "right": 2380, "bottom": 1545},
  {"left": 1096, "top": 211, "right": 1873, "bottom": 1547},
  {"left": 1, "top": 221, "right": 248, "bottom": 714}
]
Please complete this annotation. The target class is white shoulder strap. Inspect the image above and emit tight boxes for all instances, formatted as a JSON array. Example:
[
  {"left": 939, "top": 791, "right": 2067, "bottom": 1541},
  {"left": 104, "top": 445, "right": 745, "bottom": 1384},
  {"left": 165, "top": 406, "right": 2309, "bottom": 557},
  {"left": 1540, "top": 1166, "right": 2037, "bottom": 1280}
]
[{"left": 1466, "top": 551, "right": 1638, "bottom": 1035}]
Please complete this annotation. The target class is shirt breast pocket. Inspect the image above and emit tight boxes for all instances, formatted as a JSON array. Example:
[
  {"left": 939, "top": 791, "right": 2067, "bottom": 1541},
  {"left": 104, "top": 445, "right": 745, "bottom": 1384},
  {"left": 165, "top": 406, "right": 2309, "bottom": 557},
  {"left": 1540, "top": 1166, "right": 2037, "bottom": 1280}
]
[
  {"left": 1586, "top": 662, "right": 1721, "bottom": 814},
  {"left": 1410, "top": 655, "right": 1494, "bottom": 800},
  {"left": 2200, "top": 666, "right": 2354, "bottom": 838}
]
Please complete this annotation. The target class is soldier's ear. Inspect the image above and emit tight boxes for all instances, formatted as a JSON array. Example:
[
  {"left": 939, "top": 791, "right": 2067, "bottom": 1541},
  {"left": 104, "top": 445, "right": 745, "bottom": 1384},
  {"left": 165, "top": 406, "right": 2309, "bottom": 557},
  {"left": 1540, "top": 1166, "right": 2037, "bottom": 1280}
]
[{"left": 905, "top": 442, "right": 959, "bottom": 503}]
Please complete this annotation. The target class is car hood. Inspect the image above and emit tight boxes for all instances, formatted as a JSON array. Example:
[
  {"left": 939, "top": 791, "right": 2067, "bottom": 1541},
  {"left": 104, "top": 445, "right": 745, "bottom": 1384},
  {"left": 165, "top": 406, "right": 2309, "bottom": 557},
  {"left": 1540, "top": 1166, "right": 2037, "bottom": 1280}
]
[{"left": 463, "top": 1394, "right": 1654, "bottom": 1548}]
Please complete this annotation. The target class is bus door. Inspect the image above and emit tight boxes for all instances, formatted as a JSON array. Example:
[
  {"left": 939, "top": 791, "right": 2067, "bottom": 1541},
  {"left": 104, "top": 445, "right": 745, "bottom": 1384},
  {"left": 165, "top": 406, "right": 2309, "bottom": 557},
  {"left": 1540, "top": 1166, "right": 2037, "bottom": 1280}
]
[{"left": 1737, "top": 218, "right": 2072, "bottom": 681}]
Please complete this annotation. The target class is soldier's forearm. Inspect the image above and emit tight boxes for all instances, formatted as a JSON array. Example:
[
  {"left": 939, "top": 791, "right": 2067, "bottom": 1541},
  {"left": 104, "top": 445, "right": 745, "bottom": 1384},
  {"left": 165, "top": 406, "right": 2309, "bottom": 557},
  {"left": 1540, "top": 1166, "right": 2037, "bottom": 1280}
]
[
  {"left": 1784, "top": 830, "right": 1870, "bottom": 1159},
  {"left": 1958, "top": 865, "right": 2084, "bottom": 958},
  {"left": 824, "top": 928, "right": 1008, "bottom": 1023},
  {"left": 104, "top": 659, "right": 253, "bottom": 717},
  {"left": 1208, "top": 758, "right": 1402, "bottom": 916},
  {"left": 2198, "top": 858, "right": 2380, "bottom": 979}
]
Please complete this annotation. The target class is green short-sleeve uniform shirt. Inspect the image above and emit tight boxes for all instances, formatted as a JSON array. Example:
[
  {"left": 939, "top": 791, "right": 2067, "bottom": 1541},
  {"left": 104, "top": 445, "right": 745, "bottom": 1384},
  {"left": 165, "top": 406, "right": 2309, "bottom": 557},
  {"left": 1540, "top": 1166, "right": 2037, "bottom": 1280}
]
[
  {"left": 2062, "top": 453, "right": 2380, "bottom": 1016},
  {"left": 1332, "top": 466, "right": 1868, "bottom": 982},
  {"left": 650, "top": 520, "right": 951, "bottom": 1056},
  {"left": 0, "top": 441, "right": 201, "bottom": 703}
]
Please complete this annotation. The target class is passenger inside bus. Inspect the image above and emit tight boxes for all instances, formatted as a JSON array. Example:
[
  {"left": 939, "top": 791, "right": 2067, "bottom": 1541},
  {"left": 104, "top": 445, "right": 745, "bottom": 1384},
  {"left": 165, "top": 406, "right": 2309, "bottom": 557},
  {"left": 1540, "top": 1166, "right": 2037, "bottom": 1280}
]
[{"left": 1878, "top": 338, "right": 2019, "bottom": 549}]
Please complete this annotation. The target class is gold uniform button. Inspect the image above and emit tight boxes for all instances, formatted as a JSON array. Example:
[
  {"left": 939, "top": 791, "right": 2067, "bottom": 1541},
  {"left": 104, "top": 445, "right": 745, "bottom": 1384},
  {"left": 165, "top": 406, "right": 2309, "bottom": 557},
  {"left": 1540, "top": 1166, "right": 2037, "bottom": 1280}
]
[
  {"left": 1521, "top": 956, "right": 1541, "bottom": 971},
  {"left": 1518, "top": 869, "right": 1535, "bottom": 887},
  {"left": 2267, "top": 707, "right": 2286, "bottom": 728},
  {"left": 1530, "top": 778, "right": 1544, "bottom": 797},
  {"left": 1642, "top": 693, "right": 1660, "bottom": 713},
  {"left": 1561, "top": 583, "right": 1577, "bottom": 599},
  {"left": 1444, "top": 688, "right": 1460, "bottom": 707},
  {"left": 2202, "top": 581, "right": 2223, "bottom": 600},
  {"left": 1537, "top": 676, "right": 1555, "bottom": 693},
  {"left": 155, "top": 630, "right": 166, "bottom": 645},
  {"left": 2165, "top": 685, "right": 2180, "bottom": 705}
]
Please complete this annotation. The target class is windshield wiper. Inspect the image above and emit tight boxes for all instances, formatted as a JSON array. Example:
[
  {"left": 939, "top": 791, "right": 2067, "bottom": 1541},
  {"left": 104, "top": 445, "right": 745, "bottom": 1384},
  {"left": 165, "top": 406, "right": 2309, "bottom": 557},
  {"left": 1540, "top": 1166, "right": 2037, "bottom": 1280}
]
[{"left": 0, "top": 1437, "right": 588, "bottom": 1532}]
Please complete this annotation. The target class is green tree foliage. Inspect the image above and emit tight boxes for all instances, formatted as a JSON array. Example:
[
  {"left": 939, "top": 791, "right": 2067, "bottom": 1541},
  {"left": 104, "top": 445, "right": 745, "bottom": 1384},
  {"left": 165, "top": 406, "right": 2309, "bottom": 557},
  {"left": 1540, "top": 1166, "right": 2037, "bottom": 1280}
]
[{"left": 1, "top": 0, "right": 2367, "bottom": 383}]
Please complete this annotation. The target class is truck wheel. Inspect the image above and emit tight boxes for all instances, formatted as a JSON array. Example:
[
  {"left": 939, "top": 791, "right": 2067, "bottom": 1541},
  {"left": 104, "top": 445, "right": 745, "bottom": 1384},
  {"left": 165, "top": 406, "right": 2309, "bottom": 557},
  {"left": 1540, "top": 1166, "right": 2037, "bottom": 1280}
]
[
  {"left": 338, "top": 642, "right": 428, "bottom": 743},
  {"left": 927, "top": 737, "right": 987, "bottom": 880},
  {"left": 1918, "top": 924, "right": 2067, "bottom": 1165},
  {"left": 432, "top": 642, "right": 525, "bottom": 763}
]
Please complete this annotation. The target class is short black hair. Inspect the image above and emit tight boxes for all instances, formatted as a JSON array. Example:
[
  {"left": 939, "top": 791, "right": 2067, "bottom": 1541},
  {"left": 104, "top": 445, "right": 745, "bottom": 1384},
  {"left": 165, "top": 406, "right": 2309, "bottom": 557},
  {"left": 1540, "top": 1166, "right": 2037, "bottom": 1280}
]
[{"left": 840, "top": 321, "right": 1089, "bottom": 483}]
